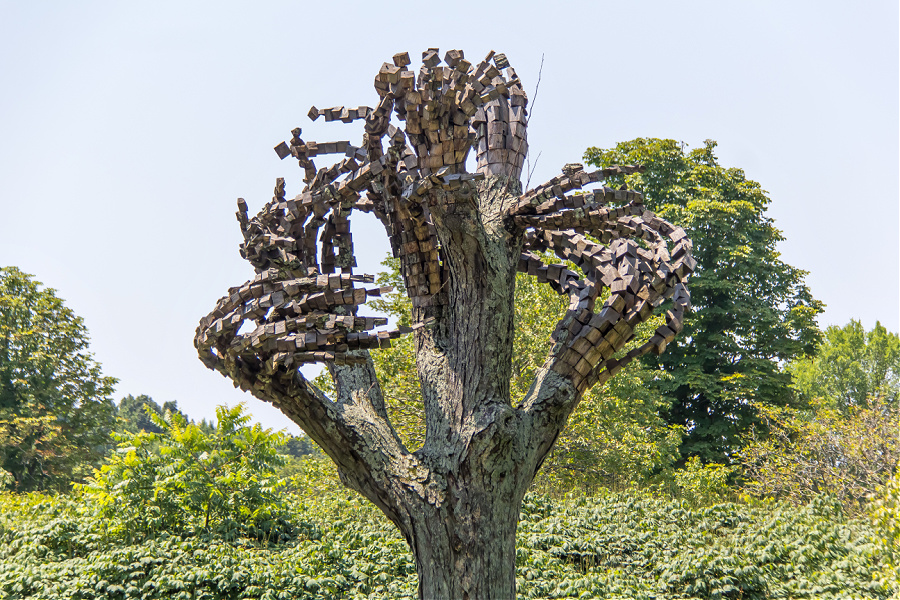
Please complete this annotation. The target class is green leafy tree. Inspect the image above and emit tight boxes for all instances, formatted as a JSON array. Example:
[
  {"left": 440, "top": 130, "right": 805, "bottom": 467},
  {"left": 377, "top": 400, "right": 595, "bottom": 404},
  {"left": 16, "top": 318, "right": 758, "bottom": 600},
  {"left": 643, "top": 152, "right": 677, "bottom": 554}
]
[
  {"left": 788, "top": 319, "right": 900, "bottom": 410},
  {"left": 116, "top": 393, "right": 188, "bottom": 434},
  {"left": 740, "top": 396, "right": 899, "bottom": 513},
  {"left": 81, "top": 403, "right": 290, "bottom": 542},
  {"left": 0, "top": 267, "right": 116, "bottom": 490},
  {"left": 279, "top": 434, "right": 321, "bottom": 458},
  {"left": 585, "top": 139, "right": 823, "bottom": 463}
]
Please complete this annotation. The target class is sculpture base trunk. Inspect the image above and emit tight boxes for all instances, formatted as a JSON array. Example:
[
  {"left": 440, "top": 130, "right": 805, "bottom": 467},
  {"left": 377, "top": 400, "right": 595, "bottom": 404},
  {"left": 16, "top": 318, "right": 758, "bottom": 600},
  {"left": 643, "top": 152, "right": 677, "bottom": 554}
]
[{"left": 407, "top": 490, "right": 521, "bottom": 600}]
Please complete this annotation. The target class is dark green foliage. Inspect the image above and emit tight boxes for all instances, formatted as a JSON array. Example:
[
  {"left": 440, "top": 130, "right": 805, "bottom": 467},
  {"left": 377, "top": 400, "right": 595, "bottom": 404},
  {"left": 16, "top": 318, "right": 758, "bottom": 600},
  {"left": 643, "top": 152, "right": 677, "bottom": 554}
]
[
  {"left": 0, "top": 267, "right": 117, "bottom": 491},
  {"left": 115, "top": 394, "right": 188, "bottom": 434},
  {"left": 279, "top": 435, "right": 321, "bottom": 459},
  {"left": 0, "top": 487, "right": 890, "bottom": 599},
  {"left": 584, "top": 139, "right": 824, "bottom": 464},
  {"left": 514, "top": 494, "right": 889, "bottom": 599}
]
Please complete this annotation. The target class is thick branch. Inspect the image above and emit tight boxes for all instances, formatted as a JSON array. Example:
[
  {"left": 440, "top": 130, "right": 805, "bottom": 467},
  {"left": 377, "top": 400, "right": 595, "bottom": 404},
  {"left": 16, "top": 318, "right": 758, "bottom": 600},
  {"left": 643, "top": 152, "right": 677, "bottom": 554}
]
[
  {"left": 512, "top": 166, "right": 695, "bottom": 468},
  {"left": 195, "top": 290, "right": 424, "bottom": 525}
]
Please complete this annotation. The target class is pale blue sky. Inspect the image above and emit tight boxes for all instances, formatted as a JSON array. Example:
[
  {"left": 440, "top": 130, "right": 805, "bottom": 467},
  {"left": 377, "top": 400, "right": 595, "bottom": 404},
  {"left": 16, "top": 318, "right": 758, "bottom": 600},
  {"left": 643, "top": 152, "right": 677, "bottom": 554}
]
[{"left": 1, "top": 1, "right": 897, "bottom": 433}]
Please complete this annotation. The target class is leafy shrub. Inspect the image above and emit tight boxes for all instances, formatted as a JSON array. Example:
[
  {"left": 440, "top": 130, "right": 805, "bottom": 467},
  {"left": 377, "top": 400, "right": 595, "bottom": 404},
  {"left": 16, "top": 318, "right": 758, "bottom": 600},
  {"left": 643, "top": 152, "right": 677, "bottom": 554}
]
[
  {"left": 78, "top": 404, "right": 291, "bottom": 542},
  {"left": 869, "top": 467, "right": 900, "bottom": 595},
  {"left": 740, "top": 397, "right": 899, "bottom": 513},
  {"left": 515, "top": 493, "right": 890, "bottom": 599},
  {"left": 674, "top": 456, "right": 736, "bottom": 507},
  {"left": 0, "top": 488, "right": 416, "bottom": 600}
]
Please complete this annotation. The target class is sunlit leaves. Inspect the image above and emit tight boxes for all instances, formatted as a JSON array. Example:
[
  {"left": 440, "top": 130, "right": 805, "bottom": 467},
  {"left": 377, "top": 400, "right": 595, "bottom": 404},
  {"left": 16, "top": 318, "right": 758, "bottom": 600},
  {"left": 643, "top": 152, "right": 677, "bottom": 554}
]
[
  {"left": 788, "top": 319, "right": 900, "bottom": 411},
  {"left": 0, "top": 267, "right": 116, "bottom": 491},
  {"left": 740, "top": 396, "right": 899, "bottom": 513},
  {"left": 79, "top": 404, "right": 291, "bottom": 543}
]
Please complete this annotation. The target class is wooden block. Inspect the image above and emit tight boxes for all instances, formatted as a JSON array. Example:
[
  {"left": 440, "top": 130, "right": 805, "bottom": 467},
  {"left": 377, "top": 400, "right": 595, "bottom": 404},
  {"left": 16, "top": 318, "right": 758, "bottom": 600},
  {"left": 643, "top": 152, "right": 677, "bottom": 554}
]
[
  {"left": 656, "top": 325, "right": 676, "bottom": 343},
  {"left": 393, "top": 52, "right": 411, "bottom": 67},
  {"left": 571, "top": 337, "right": 591, "bottom": 356},
  {"left": 574, "top": 358, "right": 592, "bottom": 377},
  {"left": 649, "top": 334, "right": 667, "bottom": 355}
]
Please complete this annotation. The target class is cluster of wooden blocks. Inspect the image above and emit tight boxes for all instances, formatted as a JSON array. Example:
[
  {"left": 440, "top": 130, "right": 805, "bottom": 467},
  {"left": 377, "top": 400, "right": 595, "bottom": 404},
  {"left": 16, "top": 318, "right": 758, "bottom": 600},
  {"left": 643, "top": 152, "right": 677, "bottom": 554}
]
[
  {"left": 196, "top": 263, "right": 437, "bottom": 389},
  {"left": 268, "top": 49, "right": 531, "bottom": 313},
  {"left": 511, "top": 164, "right": 696, "bottom": 393},
  {"left": 195, "top": 49, "right": 695, "bottom": 400}
]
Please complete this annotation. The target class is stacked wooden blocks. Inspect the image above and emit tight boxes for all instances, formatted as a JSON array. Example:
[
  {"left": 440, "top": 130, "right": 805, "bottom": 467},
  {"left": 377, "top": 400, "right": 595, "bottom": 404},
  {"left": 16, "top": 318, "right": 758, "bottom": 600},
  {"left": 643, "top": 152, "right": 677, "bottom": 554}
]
[
  {"left": 512, "top": 163, "right": 695, "bottom": 394},
  {"left": 195, "top": 49, "right": 694, "bottom": 402}
]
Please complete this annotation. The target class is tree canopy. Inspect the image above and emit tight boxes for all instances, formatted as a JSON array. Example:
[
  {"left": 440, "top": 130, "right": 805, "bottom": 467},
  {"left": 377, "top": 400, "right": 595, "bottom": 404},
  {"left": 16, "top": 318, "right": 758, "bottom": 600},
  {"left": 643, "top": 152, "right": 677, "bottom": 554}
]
[
  {"left": 585, "top": 139, "right": 823, "bottom": 463},
  {"left": 788, "top": 319, "right": 900, "bottom": 410},
  {"left": 116, "top": 394, "right": 189, "bottom": 434},
  {"left": 0, "top": 267, "right": 116, "bottom": 490}
]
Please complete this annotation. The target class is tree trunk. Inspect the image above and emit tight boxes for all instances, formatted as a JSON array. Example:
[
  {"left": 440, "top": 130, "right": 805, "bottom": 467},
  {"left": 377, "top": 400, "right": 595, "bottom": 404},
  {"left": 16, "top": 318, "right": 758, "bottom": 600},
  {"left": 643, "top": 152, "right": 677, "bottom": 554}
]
[
  {"left": 408, "top": 483, "right": 521, "bottom": 599},
  {"left": 393, "top": 176, "right": 530, "bottom": 598}
]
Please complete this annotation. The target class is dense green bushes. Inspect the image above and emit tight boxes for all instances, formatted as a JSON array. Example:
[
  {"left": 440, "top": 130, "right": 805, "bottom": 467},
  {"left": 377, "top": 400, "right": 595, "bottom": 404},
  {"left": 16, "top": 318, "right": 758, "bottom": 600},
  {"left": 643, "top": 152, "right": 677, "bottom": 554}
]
[
  {"left": 3, "top": 262, "right": 897, "bottom": 598},
  {"left": 0, "top": 396, "right": 893, "bottom": 598},
  {"left": 0, "top": 480, "right": 892, "bottom": 599}
]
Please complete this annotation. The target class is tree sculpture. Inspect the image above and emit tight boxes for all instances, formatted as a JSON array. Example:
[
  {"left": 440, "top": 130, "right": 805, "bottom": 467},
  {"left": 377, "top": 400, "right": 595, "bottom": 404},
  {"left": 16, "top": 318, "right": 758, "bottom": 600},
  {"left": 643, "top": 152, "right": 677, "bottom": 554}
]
[{"left": 196, "top": 49, "right": 695, "bottom": 598}]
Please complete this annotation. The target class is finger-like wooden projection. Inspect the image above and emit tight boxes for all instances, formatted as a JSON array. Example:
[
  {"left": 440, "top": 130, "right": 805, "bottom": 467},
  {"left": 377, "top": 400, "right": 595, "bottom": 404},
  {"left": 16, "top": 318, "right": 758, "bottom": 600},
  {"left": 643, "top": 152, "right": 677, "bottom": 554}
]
[{"left": 511, "top": 162, "right": 696, "bottom": 395}]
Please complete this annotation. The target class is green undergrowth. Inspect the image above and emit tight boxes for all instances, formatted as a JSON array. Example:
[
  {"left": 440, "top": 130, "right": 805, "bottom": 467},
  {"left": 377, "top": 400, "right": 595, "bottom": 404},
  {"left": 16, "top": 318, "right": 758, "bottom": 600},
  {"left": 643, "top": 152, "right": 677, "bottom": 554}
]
[{"left": 0, "top": 482, "right": 892, "bottom": 599}]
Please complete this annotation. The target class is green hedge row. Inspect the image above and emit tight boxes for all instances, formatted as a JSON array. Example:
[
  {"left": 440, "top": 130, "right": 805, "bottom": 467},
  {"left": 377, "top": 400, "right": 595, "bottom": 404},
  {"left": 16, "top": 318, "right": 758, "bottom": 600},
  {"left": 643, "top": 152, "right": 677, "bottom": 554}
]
[{"left": 0, "top": 490, "right": 891, "bottom": 599}]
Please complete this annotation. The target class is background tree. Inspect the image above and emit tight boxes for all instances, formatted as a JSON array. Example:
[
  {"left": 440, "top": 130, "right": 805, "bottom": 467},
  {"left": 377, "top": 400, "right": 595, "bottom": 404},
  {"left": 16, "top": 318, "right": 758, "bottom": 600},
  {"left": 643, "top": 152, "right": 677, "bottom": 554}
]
[
  {"left": 196, "top": 50, "right": 695, "bottom": 598},
  {"left": 740, "top": 396, "right": 899, "bottom": 513},
  {"left": 585, "top": 139, "right": 823, "bottom": 464},
  {"left": 0, "top": 266, "right": 116, "bottom": 490},
  {"left": 279, "top": 433, "right": 321, "bottom": 458},
  {"left": 788, "top": 319, "right": 900, "bottom": 410},
  {"left": 116, "top": 394, "right": 188, "bottom": 434}
]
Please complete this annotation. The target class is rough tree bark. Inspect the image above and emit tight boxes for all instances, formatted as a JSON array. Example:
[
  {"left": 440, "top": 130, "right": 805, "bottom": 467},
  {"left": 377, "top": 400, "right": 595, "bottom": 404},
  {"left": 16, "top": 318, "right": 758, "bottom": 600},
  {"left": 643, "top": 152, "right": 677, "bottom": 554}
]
[{"left": 195, "top": 49, "right": 694, "bottom": 599}]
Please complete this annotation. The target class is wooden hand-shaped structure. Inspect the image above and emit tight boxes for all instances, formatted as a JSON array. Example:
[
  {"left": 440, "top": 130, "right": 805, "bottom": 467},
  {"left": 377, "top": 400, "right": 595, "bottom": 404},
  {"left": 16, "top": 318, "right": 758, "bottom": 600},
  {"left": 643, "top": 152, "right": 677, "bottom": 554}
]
[{"left": 196, "top": 49, "right": 694, "bottom": 598}]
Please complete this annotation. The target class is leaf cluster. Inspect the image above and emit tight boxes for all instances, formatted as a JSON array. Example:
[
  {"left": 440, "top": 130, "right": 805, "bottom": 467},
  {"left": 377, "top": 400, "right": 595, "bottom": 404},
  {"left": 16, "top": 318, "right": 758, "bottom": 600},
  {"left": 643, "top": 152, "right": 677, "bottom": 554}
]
[
  {"left": 115, "top": 394, "right": 190, "bottom": 435},
  {"left": 788, "top": 319, "right": 900, "bottom": 411},
  {"left": 739, "top": 396, "right": 899, "bottom": 513},
  {"left": 868, "top": 469, "right": 900, "bottom": 594},
  {"left": 78, "top": 404, "right": 292, "bottom": 543}
]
